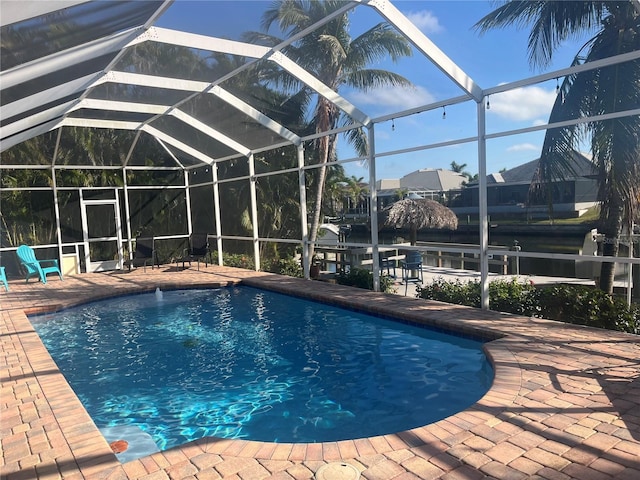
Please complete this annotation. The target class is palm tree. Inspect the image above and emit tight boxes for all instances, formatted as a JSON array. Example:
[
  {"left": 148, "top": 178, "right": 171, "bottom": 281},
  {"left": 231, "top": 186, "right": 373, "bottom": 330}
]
[
  {"left": 344, "top": 175, "right": 368, "bottom": 213},
  {"left": 321, "top": 165, "right": 348, "bottom": 216},
  {"left": 245, "top": 0, "right": 413, "bottom": 260},
  {"left": 475, "top": 1, "right": 640, "bottom": 294},
  {"left": 394, "top": 188, "right": 409, "bottom": 202},
  {"left": 450, "top": 160, "right": 476, "bottom": 183},
  {"left": 450, "top": 161, "right": 467, "bottom": 174}
]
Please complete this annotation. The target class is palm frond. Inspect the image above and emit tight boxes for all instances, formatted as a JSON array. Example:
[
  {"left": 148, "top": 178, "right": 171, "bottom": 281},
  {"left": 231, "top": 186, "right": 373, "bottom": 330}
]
[
  {"left": 349, "top": 23, "right": 413, "bottom": 66},
  {"left": 341, "top": 69, "right": 412, "bottom": 91},
  {"left": 315, "top": 33, "right": 348, "bottom": 67},
  {"left": 240, "top": 208, "right": 253, "bottom": 233},
  {"left": 341, "top": 124, "right": 368, "bottom": 158},
  {"left": 262, "top": 0, "right": 310, "bottom": 34},
  {"left": 241, "top": 31, "right": 283, "bottom": 48},
  {"left": 528, "top": 55, "right": 589, "bottom": 210},
  {"left": 474, "top": 1, "right": 605, "bottom": 69}
]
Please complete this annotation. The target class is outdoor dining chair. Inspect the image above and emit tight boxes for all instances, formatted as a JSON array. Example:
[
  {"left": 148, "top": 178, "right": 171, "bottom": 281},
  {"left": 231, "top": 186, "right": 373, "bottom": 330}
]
[
  {"left": 178, "top": 233, "right": 210, "bottom": 270},
  {"left": 400, "top": 250, "right": 423, "bottom": 296},
  {"left": 379, "top": 250, "right": 397, "bottom": 277},
  {"left": 16, "top": 245, "right": 63, "bottom": 284},
  {"left": 124, "top": 237, "right": 158, "bottom": 272}
]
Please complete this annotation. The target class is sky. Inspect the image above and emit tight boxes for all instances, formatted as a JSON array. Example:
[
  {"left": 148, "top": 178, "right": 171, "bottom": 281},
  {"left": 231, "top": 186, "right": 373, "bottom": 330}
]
[{"left": 156, "top": 0, "right": 594, "bottom": 182}]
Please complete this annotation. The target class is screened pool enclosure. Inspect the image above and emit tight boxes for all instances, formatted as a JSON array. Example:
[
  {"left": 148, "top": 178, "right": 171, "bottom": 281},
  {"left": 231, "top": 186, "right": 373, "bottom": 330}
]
[{"left": 1, "top": 0, "right": 639, "bottom": 307}]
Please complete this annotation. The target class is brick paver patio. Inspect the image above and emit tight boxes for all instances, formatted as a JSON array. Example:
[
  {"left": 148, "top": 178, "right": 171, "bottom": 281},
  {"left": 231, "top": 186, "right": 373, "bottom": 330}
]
[{"left": 1, "top": 266, "right": 639, "bottom": 479}]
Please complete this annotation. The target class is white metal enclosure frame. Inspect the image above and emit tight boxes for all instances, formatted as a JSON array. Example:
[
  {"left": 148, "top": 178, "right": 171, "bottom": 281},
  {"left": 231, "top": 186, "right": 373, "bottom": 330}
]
[{"left": 1, "top": 0, "right": 638, "bottom": 307}]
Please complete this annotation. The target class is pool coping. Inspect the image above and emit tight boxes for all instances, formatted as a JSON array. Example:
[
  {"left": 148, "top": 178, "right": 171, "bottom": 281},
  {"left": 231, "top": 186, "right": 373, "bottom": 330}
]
[{"left": 1, "top": 266, "right": 639, "bottom": 479}]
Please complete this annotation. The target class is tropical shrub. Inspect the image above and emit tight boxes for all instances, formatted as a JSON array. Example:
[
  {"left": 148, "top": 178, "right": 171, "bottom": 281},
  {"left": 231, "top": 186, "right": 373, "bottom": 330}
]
[
  {"left": 211, "top": 251, "right": 255, "bottom": 270},
  {"left": 490, "top": 278, "right": 541, "bottom": 316},
  {"left": 337, "top": 268, "right": 396, "bottom": 294},
  {"left": 537, "top": 285, "right": 639, "bottom": 334},
  {"left": 416, "top": 278, "right": 638, "bottom": 334},
  {"left": 417, "top": 277, "right": 540, "bottom": 316},
  {"left": 263, "top": 257, "right": 303, "bottom": 278},
  {"left": 417, "top": 277, "right": 481, "bottom": 307},
  {"left": 211, "top": 252, "right": 303, "bottom": 277}
]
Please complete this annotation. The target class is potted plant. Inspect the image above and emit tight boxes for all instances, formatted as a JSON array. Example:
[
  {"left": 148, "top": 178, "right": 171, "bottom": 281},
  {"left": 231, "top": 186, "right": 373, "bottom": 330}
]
[{"left": 309, "top": 255, "right": 321, "bottom": 279}]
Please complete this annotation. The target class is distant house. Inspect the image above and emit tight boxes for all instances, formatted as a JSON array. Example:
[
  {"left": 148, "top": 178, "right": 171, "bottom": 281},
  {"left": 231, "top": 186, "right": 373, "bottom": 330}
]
[
  {"left": 451, "top": 151, "right": 599, "bottom": 219},
  {"left": 340, "top": 169, "right": 465, "bottom": 222},
  {"left": 375, "top": 168, "right": 467, "bottom": 209}
]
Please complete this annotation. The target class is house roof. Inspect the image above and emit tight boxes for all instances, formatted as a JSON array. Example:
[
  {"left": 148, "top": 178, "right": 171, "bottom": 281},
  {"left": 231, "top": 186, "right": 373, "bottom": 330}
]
[
  {"left": 377, "top": 168, "right": 466, "bottom": 193},
  {"left": 470, "top": 151, "right": 596, "bottom": 187},
  {"left": 399, "top": 168, "right": 466, "bottom": 191}
]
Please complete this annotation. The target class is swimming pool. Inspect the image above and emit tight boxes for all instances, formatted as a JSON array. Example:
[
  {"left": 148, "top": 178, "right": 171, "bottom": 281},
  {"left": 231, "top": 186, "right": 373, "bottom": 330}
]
[{"left": 32, "top": 286, "right": 493, "bottom": 451}]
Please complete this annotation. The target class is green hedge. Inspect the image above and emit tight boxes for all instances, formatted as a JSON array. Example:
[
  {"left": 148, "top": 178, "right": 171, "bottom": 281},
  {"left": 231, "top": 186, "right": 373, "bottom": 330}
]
[
  {"left": 263, "top": 257, "right": 303, "bottom": 277},
  {"left": 537, "top": 285, "right": 639, "bottom": 334},
  {"left": 211, "top": 252, "right": 305, "bottom": 277},
  {"left": 210, "top": 252, "right": 255, "bottom": 270},
  {"left": 337, "top": 268, "right": 396, "bottom": 294},
  {"left": 417, "top": 278, "right": 639, "bottom": 335}
]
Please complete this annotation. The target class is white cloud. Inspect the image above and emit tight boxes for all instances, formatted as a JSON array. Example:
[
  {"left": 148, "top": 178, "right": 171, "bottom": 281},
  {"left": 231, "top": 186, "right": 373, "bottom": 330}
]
[
  {"left": 506, "top": 143, "right": 539, "bottom": 152},
  {"left": 489, "top": 86, "right": 556, "bottom": 122},
  {"left": 349, "top": 84, "right": 435, "bottom": 110},
  {"left": 375, "top": 129, "right": 391, "bottom": 141},
  {"left": 404, "top": 10, "right": 444, "bottom": 34}
]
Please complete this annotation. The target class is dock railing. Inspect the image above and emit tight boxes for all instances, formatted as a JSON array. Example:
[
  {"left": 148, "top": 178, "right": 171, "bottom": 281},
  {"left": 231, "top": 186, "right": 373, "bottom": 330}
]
[
  {"left": 315, "top": 241, "right": 516, "bottom": 275},
  {"left": 415, "top": 241, "right": 514, "bottom": 275}
]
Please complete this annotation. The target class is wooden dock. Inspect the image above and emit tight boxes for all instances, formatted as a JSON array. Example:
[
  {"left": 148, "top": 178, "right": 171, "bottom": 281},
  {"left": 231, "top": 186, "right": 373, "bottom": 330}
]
[{"left": 314, "top": 243, "right": 635, "bottom": 298}]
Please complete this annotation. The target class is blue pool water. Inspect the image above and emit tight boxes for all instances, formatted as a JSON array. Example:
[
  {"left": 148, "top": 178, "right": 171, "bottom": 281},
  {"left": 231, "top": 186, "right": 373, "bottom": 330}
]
[{"left": 31, "top": 287, "right": 493, "bottom": 450}]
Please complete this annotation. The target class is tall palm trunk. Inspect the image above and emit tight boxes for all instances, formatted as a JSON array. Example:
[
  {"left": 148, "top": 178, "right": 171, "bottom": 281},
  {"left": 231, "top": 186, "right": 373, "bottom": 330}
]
[
  {"left": 308, "top": 98, "right": 335, "bottom": 261},
  {"left": 308, "top": 137, "right": 330, "bottom": 261},
  {"left": 598, "top": 196, "right": 625, "bottom": 294}
]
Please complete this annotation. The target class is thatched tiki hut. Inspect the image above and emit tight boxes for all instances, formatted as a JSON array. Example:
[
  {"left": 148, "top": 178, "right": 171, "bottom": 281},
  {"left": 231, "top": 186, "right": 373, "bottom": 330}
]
[{"left": 381, "top": 198, "right": 458, "bottom": 245}]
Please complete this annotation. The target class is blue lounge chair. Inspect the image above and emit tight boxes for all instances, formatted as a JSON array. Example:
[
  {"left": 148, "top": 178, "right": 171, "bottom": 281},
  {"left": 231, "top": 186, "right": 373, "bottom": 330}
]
[
  {"left": 0, "top": 266, "right": 8, "bottom": 291},
  {"left": 16, "top": 245, "right": 63, "bottom": 284}
]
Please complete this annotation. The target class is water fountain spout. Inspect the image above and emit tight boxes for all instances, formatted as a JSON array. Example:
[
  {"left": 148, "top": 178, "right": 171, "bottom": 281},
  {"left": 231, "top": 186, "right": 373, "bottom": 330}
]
[{"left": 155, "top": 287, "right": 163, "bottom": 301}]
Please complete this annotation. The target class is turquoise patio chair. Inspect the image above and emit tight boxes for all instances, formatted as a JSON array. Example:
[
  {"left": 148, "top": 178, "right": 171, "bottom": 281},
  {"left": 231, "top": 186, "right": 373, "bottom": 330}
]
[
  {"left": 16, "top": 245, "right": 63, "bottom": 284},
  {"left": 0, "top": 266, "right": 8, "bottom": 291},
  {"left": 400, "top": 250, "right": 423, "bottom": 296}
]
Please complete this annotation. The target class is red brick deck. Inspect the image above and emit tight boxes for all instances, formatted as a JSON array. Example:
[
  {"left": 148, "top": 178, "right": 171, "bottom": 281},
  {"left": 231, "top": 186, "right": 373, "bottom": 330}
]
[{"left": 1, "top": 266, "right": 639, "bottom": 479}]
